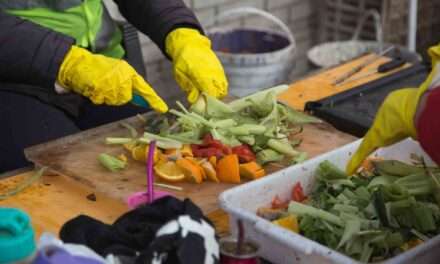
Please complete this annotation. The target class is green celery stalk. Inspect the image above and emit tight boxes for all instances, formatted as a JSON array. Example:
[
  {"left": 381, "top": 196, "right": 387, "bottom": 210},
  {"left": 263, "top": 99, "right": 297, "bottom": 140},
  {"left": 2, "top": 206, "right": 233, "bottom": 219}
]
[
  {"left": 238, "top": 135, "right": 255, "bottom": 145},
  {"left": 317, "top": 161, "right": 348, "bottom": 180},
  {"left": 120, "top": 122, "right": 138, "bottom": 138},
  {"left": 267, "top": 138, "right": 299, "bottom": 157},
  {"left": 98, "top": 153, "right": 126, "bottom": 172},
  {"left": 359, "top": 243, "right": 374, "bottom": 263},
  {"left": 413, "top": 205, "right": 436, "bottom": 232},
  {"left": 338, "top": 219, "right": 361, "bottom": 248},
  {"left": 372, "top": 160, "right": 425, "bottom": 176},
  {"left": 333, "top": 204, "right": 359, "bottom": 214},
  {"left": 212, "top": 119, "right": 237, "bottom": 128},
  {"left": 140, "top": 132, "right": 183, "bottom": 149},
  {"left": 368, "top": 175, "right": 398, "bottom": 189},
  {"left": 256, "top": 149, "right": 284, "bottom": 164},
  {"left": 292, "top": 152, "right": 308, "bottom": 164},
  {"left": 288, "top": 201, "right": 344, "bottom": 227},
  {"left": 105, "top": 137, "right": 134, "bottom": 145},
  {"left": 228, "top": 84, "right": 289, "bottom": 111},
  {"left": 165, "top": 134, "right": 202, "bottom": 144},
  {"left": 228, "top": 124, "right": 267, "bottom": 136},
  {"left": 205, "top": 93, "right": 235, "bottom": 118},
  {"left": 189, "top": 96, "right": 206, "bottom": 115}
]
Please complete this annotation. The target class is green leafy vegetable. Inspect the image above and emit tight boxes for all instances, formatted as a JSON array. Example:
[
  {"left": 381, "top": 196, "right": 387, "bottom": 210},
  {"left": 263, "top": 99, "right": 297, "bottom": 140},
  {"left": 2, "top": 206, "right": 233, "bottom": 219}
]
[
  {"left": 277, "top": 160, "right": 440, "bottom": 262},
  {"left": 98, "top": 153, "right": 126, "bottom": 172}
]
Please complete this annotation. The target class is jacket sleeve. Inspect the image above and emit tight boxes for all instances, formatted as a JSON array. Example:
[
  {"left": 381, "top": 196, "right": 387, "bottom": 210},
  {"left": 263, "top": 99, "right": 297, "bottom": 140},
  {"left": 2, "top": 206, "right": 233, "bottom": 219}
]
[
  {"left": 112, "top": 0, "right": 203, "bottom": 55},
  {"left": 0, "top": 11, "right": 74, "bottom": 89}
]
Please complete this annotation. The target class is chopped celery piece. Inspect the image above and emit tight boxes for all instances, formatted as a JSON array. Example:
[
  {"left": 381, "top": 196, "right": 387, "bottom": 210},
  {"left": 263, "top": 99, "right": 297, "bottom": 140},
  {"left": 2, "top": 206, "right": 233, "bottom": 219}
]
[
  {"left": 317, "top": 161, "right": 347, "bottom": 180},
  {"left": 267, "top": 139, "right": 299, "bottom": 157},
  {"left": 120, "top": 122, "right": 138, "bottom": 138},
  {"left": 288, "top": 201, "right": 344, "bottom": 227},
  {"left": 229, "top": 84, "right": 289, "bottom": 111},
  {"left": 211, "top": 118, "right": 237, "bottom": 128},
  {"left": 140, "top": 132, "right": 182, "bottom": 149},
  {"left": 190, "top": 96, "right": 207, "bottom": 115},
  {"left": 98, "top": 153, "right": 126, "bottom": 172},
  {"left": 338, "top": 219, "right": 361, "bottom": 248},
  {"left": 211, "top": 128, "right": 241, "bottom": 147},
  {"left": 228, "top": 124, "right": 267, "bottom": 136},
  {"left": 277, "top": 104, "right": 321, "bottom": 124},
  {"left": 368, "top": 175, "right": 398, "bottom": 189},
  {"left": 205, "top": 93, "right": 235, "bottom": 117},
  {"left": 256, "top": 149, "right": 284, "bottom": 165},
  {"left": 105, "top": 137, "right": 134, "bottom": 145},
  {"left": 292, "top": 152, "right": 307, "bottom": 164},
  {"left": 238, "top": 135, "right": 255, "bottom": 145},
  {"left": 372, "top": 160, "right": 425, "bottom": 176}
]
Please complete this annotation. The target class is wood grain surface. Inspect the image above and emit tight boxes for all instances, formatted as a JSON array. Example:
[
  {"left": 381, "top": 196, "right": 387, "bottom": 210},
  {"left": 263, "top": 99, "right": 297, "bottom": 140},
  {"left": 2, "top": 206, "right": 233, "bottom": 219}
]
[{"left": 278, "top": 54, "right": 410, "bottom": 110}]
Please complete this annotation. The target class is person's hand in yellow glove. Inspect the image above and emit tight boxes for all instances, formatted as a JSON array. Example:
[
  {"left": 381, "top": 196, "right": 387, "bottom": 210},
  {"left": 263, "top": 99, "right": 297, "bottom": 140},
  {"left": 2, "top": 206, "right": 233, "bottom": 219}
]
[
  {"left": 346, "top": 44, "right": 440, "bottom": 175},
  {"left": 165, "top": 28, "right": 228, "bottom": 104},
  {"left": 57, "top": 46, "right": 168, "bottom": 113}
]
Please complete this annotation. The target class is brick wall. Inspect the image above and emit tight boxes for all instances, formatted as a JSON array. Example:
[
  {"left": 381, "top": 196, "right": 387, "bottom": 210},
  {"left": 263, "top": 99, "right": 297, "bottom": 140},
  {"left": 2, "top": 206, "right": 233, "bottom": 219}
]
[{"left": 103, "top": 0, "right": 318, "bottom": 102}]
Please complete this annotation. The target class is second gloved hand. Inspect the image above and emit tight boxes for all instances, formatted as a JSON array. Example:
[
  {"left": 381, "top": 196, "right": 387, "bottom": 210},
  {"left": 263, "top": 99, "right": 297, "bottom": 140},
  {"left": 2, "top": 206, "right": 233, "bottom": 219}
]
[
  {"left": 346, "top": 44, "right": 440, "bottom": 175},
  {"left": 57, "top": 46, "right": 168, "bottom": 113},
  {"left": 165, "top": 28, "right": 228, "bottom": 104}
]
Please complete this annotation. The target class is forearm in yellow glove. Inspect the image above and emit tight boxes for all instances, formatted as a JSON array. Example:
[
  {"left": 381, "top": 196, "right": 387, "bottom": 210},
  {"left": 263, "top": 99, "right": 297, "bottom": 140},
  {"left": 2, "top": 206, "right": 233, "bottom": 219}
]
[
  {"left": 165, "top": 28, "right": 228, "bottom": 104},
  {"left": 57, "top": 46, "right": 168, "bottom": 113},
  {"left": 346, "top": 43, "right": 440, "bottom": 175}
]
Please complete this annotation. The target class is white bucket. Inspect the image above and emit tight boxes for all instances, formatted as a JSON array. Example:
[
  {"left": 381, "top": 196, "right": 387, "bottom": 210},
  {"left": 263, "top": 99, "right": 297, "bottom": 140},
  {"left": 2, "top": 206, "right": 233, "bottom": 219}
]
[{"left": 207, "top": 8, "right": 296, "bottom": 97}]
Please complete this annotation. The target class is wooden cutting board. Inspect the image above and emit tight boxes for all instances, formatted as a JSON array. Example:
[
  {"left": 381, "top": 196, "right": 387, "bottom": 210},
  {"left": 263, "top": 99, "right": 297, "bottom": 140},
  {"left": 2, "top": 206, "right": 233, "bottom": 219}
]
[
  {"left": 25, "top": 113, "right": 356, "bottom": 214},
  {"left": 277, "top": 54, "right": 410, "bottom": 110}
]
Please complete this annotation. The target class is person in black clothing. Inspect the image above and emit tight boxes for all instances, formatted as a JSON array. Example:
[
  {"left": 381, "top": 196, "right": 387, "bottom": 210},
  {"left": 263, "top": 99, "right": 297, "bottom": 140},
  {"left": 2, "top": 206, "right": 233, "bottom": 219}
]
[{"left": 0, "top": 0, "right": 228, "bottom": 172}]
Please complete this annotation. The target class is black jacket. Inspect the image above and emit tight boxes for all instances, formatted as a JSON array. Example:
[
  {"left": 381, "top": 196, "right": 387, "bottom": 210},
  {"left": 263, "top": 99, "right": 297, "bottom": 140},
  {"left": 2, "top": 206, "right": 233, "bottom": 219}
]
[{"left": 0, "top": 0, "right": 202, "bottom": 116}]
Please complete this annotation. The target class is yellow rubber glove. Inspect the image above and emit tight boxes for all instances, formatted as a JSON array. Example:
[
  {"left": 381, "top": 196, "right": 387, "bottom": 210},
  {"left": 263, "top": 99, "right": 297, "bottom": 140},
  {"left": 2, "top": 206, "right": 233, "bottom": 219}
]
[
  {"left": 57, "top": 46, "right": 168, "bottom": 113},
  {"left": 346, "top": 44, "right": 440, "bottom": 175},
  {"left": 165, "top": 28, "right": 228, "bottom": 104}
]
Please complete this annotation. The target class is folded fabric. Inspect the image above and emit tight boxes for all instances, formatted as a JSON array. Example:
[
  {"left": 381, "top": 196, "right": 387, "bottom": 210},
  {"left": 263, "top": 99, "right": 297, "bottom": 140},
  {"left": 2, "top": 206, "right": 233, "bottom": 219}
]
[
  {"left": 36, "top": 233, "right": 122, "bottom": 264},
  {"left": 60, "top": 196, "right": 219, "bottom": 264},
  {"left": 32, "top": 246, "right": 103, "bottom": 264}
]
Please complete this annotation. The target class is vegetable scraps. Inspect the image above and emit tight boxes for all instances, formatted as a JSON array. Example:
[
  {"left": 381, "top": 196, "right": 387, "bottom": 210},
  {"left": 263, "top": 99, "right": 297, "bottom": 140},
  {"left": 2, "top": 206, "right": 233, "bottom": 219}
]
[
  {"left": 104, "top": 84, "right": 320, "bottom": 184},
  {"left": 258, "top": 159, "right": 440, "bottom": 263}
]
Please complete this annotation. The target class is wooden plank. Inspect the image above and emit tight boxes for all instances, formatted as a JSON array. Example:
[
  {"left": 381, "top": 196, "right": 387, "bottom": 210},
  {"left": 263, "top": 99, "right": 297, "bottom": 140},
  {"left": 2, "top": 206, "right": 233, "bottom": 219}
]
[
  {"left": 24, "top": 115, "right": 356, "bottom": 215},
  {"left": 277, "top": 54, "right": 410, "bottom": 110},
  {"left": 0, "top": 171, "right": 230, "bottom": 238}
]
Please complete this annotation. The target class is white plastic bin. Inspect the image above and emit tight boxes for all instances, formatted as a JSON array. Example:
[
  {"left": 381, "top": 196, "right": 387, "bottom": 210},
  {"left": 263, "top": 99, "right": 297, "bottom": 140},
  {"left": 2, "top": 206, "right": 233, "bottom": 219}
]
[{"left": 219, "top": 139, "right": 439, "bottom": 264}]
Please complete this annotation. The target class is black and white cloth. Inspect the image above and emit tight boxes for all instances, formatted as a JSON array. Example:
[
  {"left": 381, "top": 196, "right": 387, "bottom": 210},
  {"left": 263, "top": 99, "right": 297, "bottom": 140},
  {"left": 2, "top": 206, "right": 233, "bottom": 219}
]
[{"left": 59, "top": 197, "right": 219, "bottom": 264}]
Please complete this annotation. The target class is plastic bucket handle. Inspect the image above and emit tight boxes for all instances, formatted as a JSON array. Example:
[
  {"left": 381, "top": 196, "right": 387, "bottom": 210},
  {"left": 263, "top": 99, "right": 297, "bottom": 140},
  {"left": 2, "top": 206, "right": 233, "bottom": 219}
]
[
  {"left": 351, "top": 9, "right": 384, "bottom": 51},
  {"left": 207, "top": 7, "right": 296, "bottom": 53}
]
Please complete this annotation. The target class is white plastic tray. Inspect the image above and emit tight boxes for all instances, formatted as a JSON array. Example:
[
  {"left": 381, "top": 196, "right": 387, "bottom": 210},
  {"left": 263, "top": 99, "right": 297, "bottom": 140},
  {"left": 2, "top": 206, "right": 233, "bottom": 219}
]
[{"left": 219, "top": 139, "right": 439, "bottom": 264}]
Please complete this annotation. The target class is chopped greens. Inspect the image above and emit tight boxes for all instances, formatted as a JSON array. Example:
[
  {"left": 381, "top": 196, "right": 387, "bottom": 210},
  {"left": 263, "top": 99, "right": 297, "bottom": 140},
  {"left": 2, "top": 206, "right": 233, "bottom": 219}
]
[
  {"left": 262, "top": 159, "right": 440, "bottom": 262},
  {"left": 106, "top": 85, "right": 320, "bottom": 165}
]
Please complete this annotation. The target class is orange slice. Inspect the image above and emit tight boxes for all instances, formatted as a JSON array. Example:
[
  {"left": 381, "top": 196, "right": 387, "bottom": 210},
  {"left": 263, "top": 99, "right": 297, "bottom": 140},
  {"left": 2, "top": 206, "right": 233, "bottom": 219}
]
[
  {"left": 176, "top": 158, "right": 203, "bottom": 184},
  {"left": 154, "top": 161, "right": 185, "bottom": 182},
  {"left": 201, "top": 161, "right": 219, "bottom": 183},
  {"left": 131, "top": 145, "right": 160, "bottom": 163}
]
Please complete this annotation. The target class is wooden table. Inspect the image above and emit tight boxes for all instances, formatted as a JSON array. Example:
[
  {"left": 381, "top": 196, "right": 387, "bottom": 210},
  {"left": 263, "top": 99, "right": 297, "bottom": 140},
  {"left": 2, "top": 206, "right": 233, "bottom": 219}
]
[{"left": 0, "top": 169, "right": 231, "bottom": 238}]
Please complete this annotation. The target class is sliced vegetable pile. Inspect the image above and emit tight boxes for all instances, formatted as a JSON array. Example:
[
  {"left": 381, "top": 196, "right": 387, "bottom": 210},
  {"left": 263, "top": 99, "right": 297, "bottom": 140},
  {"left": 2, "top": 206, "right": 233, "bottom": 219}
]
[
  {"left": 258, "top": 158, "right": 440, "bottom": 262},
  {"left": 101, "top": 85, "right": 320, "bottom": 184}
]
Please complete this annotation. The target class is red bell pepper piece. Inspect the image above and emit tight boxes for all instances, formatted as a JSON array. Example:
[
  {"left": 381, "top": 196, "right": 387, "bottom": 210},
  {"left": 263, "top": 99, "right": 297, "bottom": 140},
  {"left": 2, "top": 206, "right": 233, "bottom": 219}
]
[
  {"left": 292, "top": 182, "right": 306, "bottom": 202},
  {"left": 232, "top": 145, "right": 256, "bottom": 163}
]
